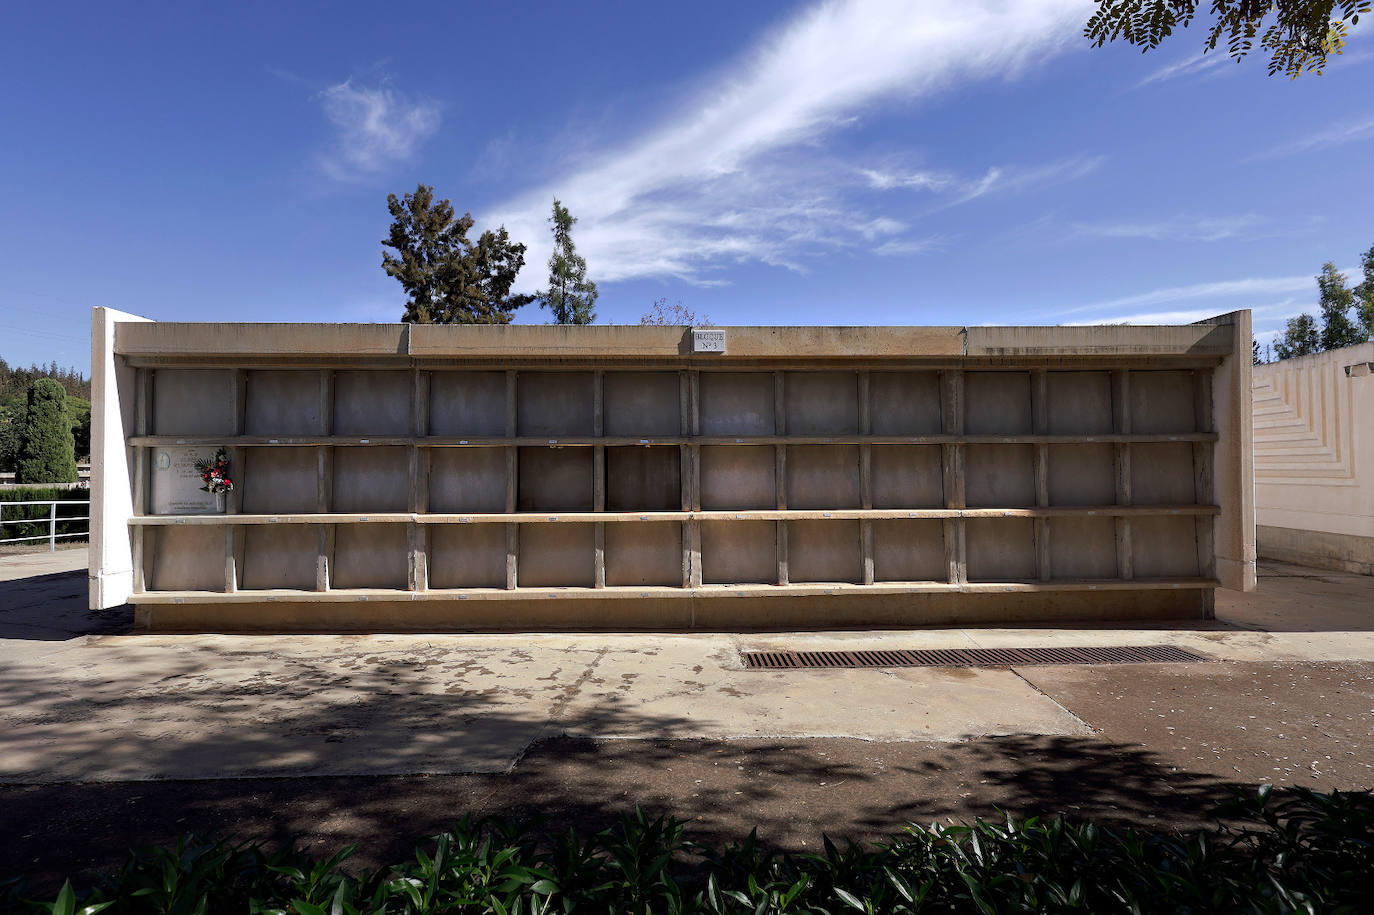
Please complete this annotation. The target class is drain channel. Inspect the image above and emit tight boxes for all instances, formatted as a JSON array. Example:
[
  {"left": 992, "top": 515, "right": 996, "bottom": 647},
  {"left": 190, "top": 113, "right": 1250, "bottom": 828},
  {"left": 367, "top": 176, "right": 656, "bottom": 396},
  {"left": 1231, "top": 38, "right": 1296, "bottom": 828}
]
[{"left": 742, "top": 644, "right": 1210, "bottom": 670}]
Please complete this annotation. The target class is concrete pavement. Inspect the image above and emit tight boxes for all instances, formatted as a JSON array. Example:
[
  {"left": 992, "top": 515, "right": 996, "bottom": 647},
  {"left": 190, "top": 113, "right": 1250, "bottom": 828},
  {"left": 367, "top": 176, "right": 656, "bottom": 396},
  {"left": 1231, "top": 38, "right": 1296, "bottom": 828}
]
[{"left": 0, "top": 551, "right": 1370, "bottom": 784}]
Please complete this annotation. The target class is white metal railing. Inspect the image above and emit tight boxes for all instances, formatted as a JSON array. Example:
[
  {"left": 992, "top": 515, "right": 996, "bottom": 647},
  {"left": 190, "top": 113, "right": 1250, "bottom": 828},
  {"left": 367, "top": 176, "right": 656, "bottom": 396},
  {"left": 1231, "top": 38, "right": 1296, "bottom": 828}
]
[{"left": 0, "top": 500, "right": 90, "bottom": 552}]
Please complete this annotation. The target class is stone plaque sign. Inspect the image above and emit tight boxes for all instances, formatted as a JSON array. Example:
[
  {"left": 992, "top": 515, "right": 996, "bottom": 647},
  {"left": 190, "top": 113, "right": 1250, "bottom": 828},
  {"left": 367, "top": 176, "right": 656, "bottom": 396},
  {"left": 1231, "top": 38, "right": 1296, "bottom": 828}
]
[
  {"left": 150, "top": 447, "right": 222, "bottom": 515},
  {"left": 692, "top": 328, "right": 726, "bottom": 354}
]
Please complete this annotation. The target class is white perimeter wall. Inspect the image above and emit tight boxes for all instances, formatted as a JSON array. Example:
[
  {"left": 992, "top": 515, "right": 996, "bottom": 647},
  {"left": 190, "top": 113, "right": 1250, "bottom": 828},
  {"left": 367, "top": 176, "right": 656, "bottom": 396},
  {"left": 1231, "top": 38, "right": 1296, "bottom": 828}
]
[{"left": 1253, "top": 342, "right": 1374, "bottom": 571}]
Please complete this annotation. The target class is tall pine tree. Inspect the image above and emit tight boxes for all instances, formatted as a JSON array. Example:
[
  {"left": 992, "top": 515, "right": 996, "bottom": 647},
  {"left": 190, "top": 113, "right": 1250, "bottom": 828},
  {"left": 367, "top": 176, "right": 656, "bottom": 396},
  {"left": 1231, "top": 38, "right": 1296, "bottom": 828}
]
[
  {"left": 16, "top": 378, "right": 77, "bottom": 484},
  {"left": 538, "top": 199, "right": 598, "bottom": 325},
  {"left": 382, "top": 184, "right": 533, "bottom": 324}
]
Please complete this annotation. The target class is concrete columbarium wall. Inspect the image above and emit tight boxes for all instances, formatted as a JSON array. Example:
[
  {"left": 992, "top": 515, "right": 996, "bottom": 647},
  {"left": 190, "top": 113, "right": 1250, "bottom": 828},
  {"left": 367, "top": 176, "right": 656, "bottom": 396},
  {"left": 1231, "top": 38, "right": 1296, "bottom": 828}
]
[
  {"left": 89, "top": 312, "right": 1255, "bottom": 630},
  {"left": 1253, "top": 342, "right": 1374, "bottom": 574}
]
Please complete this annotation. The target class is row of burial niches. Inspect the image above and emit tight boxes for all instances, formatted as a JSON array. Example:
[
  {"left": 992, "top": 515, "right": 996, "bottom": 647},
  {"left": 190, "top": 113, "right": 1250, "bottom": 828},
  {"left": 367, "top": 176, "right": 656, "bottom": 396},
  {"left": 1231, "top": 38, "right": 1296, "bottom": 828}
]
[
  {"left": 142, "top": 513, "right": 1205, "bottom": 593},
  {"left": 147, "top": 438, "right": 1207, "bottom": 517},
  {"left": 144, "top": 368, "right": 1210, "bottom": 439}
]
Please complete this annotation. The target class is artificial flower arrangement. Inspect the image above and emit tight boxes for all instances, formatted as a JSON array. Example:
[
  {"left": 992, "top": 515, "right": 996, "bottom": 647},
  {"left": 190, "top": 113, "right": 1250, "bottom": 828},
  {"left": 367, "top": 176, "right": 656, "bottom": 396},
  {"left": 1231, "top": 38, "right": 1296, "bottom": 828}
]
[{"left": 195, "top": 448, "right": 234, "bottom": 495}]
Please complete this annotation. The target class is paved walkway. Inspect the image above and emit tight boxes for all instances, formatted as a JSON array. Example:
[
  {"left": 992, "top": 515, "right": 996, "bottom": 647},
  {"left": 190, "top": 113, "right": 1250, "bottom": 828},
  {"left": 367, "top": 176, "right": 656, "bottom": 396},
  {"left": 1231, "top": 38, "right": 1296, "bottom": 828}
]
[{"left": 1, "top": 551, "right": 1370, "bottom": 785}]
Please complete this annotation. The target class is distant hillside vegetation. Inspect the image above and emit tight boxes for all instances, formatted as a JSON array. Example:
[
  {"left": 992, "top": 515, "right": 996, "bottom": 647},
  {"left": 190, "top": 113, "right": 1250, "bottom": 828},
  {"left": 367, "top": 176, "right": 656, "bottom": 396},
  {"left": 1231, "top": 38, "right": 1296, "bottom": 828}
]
[{"left": 0, "top": 358, "right": 92, "bottom": 470}]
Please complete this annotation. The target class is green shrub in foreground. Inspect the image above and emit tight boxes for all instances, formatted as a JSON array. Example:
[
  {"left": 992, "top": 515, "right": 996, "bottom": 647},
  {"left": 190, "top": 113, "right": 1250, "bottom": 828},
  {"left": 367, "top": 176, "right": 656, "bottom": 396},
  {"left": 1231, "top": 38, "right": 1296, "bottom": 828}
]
[{"left": 3, "top": 786, "right": 1370, "bottom": 914}]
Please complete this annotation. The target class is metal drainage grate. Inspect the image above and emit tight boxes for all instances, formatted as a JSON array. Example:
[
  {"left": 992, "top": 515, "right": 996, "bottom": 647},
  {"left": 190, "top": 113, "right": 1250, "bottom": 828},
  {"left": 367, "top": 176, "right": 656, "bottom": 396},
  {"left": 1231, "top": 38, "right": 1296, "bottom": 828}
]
[{"left": 742, "top": 644, "right": 1211, "bottom": 670}]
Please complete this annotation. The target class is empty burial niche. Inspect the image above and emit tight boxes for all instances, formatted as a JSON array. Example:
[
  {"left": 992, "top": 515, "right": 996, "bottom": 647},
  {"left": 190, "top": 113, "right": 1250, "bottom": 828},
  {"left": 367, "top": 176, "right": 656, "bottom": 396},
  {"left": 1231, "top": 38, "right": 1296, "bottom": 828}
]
[
  {"left": 965, "top": 372, "right": 1032, "bottom": 434},
  {"left": 784, "top": 372, "right": 857, "bottom": 434},
  {"left": 1131, "top": 443, "right": 1197, "bottom": 505},
  {"left": 146, "top": 525, "right": 225, "bottom": 591},
  {"left": 429, "top": 448, "right": 506, "bottom": 513},
  {"left": 429, "top": 372, "right": 506, "bottom": 436},
  {"left": 429, "top": 524, "right": 506, "bottom": 589},
  {"left": 1048, "top": 444, "right": 1116, "bottom": 506},
  {"left": 701, "top": 520, "right": 776, "bottom": 584},
  {"left": 965, "top": 518, "right": 1036, "bottom": 582},
  {"left": 333, "top": 446, "right": 409, "bottom": 512},
  {"left": 965, "top": 444, "right": 1035, "bottom": 508},
  {"left": 870, "top": 372, "right": 941, "bottom": 435},
  {"left": 1131, "top": 515, "right": 1201, "bottom": 578},
  {"left": 334, "top": 371, "right": 412, "bottom": 435},
  {"left": 241, "top": 447, "right": 318, "bottom": 514},
  {"left": 245, "top": 371, "right": 322, "bottom": 435},
  {"left": 1049, "top": 516, "right": 1118, "bottom": 580},
  {"left": 873, "top": 519, "right": 945, "bottom": 581},
  {"left": 603, "top": 372, "right": 681, "bottom": 437},
  {"left": 1130, "top": 370, "right": 1199, "bottom": 434},
  {"left": 241, "top": 525, "right": 316, "bottom": 590},
  {"left": 871, "top": 445, "right": 943, "bottom": 508},
  {"left": 787, "top": 520, "right": 862, "bottom": 583},
  {"left": 700, "top": 445, "right": 775, "bottom": 510},
  {"left": 1047, "top": 372, "right": 1113, "bottom": 435},
  {"left": 332, "top": 524, "right": 409, "bottom": 589},
  {"left": 517, "top": 447, "right": 593, "bottom": 511},
  {"left": 152, "top": 369, "right": 236, "bottom": 435},
  {"left": 606, "top": 447, "right": 681, "bottom": 511},
  {"left": 517, "top": 372, "right": 594, "bottom": 437},
  {"left": 699, "top": 373, "right": 774, "bottom": 436},
  {"left": 606, "top": 521, "right": 682, "bottom": 586},
  {"left": 519, "top": 523, "right": 595, "bottom": 587},
  {"left": 786, "top": 445, "right": 860, "bottom": 509}
]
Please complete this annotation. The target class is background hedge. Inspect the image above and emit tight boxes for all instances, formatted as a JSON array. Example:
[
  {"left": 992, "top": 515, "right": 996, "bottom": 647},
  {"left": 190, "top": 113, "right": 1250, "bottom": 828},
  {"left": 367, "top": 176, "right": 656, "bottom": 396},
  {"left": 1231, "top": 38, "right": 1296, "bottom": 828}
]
[{"left": 0, "top": 485, "right": 89, "bottom": 547}]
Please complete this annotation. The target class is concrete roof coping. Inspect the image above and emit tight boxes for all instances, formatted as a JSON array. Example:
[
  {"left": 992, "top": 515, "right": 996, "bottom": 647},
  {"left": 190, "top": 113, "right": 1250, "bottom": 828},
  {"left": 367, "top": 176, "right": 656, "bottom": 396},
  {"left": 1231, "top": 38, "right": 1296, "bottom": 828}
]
[{"left": 112, "top": 319, "right": 1244, "bottom": 360}]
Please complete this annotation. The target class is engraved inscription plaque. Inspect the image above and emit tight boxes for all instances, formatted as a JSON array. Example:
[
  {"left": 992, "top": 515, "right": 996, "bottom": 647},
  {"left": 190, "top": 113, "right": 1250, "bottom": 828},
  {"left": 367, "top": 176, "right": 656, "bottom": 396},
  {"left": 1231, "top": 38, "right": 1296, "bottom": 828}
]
[
  {"left": 692, "top": 328, "right": 726, "bottom": 354},
  {"left": 150, "top": 447, "right": 222, "bottom": 515}
]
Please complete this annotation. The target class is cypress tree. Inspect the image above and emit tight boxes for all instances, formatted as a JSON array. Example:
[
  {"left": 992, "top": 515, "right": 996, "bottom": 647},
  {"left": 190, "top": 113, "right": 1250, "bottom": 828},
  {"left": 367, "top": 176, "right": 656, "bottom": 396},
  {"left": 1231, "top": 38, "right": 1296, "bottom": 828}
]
[
  {"left": 538, "top": 199, "right": 598, "bottom": 325},
  {"left": 16, "top": 378, "right": 77, "bottom": 484}
]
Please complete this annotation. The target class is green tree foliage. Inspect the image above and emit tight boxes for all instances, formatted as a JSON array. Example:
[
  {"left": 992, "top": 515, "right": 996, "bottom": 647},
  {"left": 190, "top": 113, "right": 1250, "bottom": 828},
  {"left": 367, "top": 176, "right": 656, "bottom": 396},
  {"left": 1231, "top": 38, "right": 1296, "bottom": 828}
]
[
  {"left": 0, "top": 358, "right": 89, "bottom": 407},
  {"left": 382, "top": 184, "right": 533, "bottom": 325},
  {"left": 1354, "top": 244, "right": 1374, "bottom": 338},
  {"left": 67, "top": 397, "right": 92, "bottom": 460},
  {"left": 538, "top": 199, "right": 598, "bottom": 325},
  {"left": 1316, "top": 262, "right": 1364, "bottom": 350},
  {"left": 15, "top": 378, "right": 77, "bottom": 484},
  {"left": 0, "top": 402, "right": 21, "bottom": 473},
  {"left": 1274, "top": 313, "right": 1322, "bottom": 359},
  {"left": 1272, "top": 248, "right": 1374, "bottom": 359},
  {"left": 1085, "top": 0, "right": 1369, "bottom": 77}
]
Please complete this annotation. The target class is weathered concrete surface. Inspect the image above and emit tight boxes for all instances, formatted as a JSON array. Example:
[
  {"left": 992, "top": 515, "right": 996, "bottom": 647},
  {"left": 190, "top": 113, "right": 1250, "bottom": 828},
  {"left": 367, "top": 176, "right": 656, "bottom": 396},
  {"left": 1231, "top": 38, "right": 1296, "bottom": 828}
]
[
  {"left": 0, "top": 627, "right": 1088, "bottom": 783},
  {"left": 1, "top": 555, "right": 1369, "bottom": 786},
  {"left": 1253, "top": 342, "right": 1374, "bottom": 575},
  {"left": 2, "top": 554, "right": 1373, "bottom": 891}
]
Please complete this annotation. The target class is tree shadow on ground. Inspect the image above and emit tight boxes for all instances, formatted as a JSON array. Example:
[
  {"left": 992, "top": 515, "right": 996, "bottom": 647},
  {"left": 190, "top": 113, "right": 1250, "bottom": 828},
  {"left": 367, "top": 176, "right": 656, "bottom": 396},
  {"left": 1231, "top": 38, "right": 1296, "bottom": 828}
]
[{"left": 1, "top": 729, "right": 1266, "bottom": 894}]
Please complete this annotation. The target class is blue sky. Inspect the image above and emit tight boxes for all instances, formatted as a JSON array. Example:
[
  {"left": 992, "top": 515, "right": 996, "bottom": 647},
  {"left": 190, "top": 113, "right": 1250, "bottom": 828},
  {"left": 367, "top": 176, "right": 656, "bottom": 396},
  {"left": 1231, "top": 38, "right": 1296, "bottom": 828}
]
[{"left": 3, "top": 0, "right": 1373, "bottom": 373}]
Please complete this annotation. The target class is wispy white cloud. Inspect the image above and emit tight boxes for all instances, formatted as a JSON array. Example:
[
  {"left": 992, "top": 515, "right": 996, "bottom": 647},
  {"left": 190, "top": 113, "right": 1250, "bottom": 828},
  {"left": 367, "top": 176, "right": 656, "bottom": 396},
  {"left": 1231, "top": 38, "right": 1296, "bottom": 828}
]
[
  {"left": 1072, "top": 213, "right": 1261, "bottom": 242},
  {"left": 938, "top": 155, "right": 1104, "bottom": 208},
  {"left": 1051, "top": 274, "right": 1316, "bottom": 318},
  {"left": 484, "top": 0, "right": 1093, "bottom": 287},
  {"left": 317, "top": 81, "right": 440, "bottom": 181},
  {"left": 1136, "top": 52, "right": 1232, "bottom": 87},
  {"left": 1063, "top": 299, "right": 1300, "bottom": 326},
  {"left": 1247, "top": 114, "right": 1374, "bottom": 162},
  {"left": 859, "top": 167, "right": 953, "bottom": 191},
  {"left": 875, "top": 236, "right": 943, "bottom": 257}
]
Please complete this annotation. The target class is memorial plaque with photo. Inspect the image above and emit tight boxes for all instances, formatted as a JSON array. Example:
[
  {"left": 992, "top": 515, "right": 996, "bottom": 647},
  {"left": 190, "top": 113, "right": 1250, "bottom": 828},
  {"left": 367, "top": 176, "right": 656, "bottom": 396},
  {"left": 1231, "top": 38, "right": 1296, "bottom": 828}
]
[{"left": 150, "top": 447, "right": 222, "bottom": 514}]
